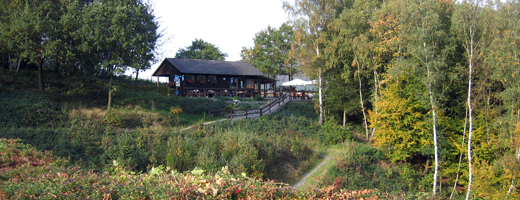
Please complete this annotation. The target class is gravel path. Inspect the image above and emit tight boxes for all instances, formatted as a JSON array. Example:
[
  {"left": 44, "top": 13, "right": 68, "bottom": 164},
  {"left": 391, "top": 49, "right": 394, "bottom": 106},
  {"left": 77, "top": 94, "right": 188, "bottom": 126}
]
[{"left": 293, "top": 156, "right": 330, "bottom": 189}]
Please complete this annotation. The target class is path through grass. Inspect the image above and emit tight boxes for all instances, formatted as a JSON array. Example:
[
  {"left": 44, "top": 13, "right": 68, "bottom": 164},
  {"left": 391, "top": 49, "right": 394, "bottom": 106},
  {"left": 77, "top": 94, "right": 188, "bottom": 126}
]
[{"left": 292, "top": 143, "right": 350, "bottom": 189}]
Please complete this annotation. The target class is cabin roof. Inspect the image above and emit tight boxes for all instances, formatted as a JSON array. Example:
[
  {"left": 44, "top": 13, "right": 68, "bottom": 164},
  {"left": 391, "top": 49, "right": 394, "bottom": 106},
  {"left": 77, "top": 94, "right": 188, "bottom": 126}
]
[{"left": 152, "top": 58, "right": 271, "bottom": 77}]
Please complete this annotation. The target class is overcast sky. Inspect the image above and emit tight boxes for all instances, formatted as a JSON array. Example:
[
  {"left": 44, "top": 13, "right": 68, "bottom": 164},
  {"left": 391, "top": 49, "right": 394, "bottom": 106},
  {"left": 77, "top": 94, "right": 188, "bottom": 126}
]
[{"left": 138, "top": 0, "right": 289, "bottom": 80}]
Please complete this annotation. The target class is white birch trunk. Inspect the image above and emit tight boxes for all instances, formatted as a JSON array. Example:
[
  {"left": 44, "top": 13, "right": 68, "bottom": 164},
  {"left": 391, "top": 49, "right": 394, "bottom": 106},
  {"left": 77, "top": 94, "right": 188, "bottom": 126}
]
[
  {"left": 317, "top": 45, "right": 324, "bottom": 125},
  {"left": 450, "top": 106, "right": 468, "bottom": 200},
  {"left": 354, "top": 55, "right": 370, "bottom": 141},
  {"left": 465, "top": 32, "right": 475, "bottom": 200},
  {"left": 371, "top": 69, "right": 379, "bottom": 140},
  {"left": 428, "top": 66, "right": 439, "bottom": 197}
]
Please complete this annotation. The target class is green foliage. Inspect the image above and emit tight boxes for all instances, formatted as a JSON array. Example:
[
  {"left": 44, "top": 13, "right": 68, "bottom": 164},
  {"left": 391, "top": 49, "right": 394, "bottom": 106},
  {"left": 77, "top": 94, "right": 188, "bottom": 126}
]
[
  {"left": 271, "top": 102, "right": 318, "bottom": 120},
  {"left": 253, "top": 95, "right": 266, "bottom": 101},
  {"left": 0, "top": 138, "right": 398, "bottom": 199},
  {"left": 241, "top": 23, "right": 297, "bottom": 78},
  {"left": 103, "top": 112, "right": 123, "bottom": 127},
  {"left": 323, "top": 141, "right": 420, "bottom": 193},
  {"left": 319, "top": 118, "right": 352, "bottom": 145},
  {"left": 0, "top": 90, "right": 67, "bottom": 128},
  {"left": 370, "top": 77, "right": 431, "bottom": 162},
  {"left": 0, "top": 92, "right": 321, "bottom": 184},
  {"left": 239, "top": 103, "right": 253, "bottom": 109},
  {"left": 175, "top": 39, "right": 227, "bottom": 60}
]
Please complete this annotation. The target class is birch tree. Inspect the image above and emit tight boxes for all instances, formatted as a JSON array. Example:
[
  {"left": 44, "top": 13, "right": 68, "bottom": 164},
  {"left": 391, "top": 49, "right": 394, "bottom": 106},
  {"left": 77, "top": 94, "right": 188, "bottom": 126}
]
[
  {"left": 284, "top": 0, "right": 344, "bottom": 125},
  {"left": 398, "top": 0, "right": 451, "bottom": 195},
  {"left": 453, "top": 0, "right": 491, "bottom": 198}
]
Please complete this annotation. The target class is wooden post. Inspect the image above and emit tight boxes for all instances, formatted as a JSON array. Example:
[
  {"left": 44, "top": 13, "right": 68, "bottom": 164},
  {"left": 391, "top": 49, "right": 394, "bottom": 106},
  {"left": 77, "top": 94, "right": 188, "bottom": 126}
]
[{"left": 260, "top": 107, "right": 263, "bottom": 116}]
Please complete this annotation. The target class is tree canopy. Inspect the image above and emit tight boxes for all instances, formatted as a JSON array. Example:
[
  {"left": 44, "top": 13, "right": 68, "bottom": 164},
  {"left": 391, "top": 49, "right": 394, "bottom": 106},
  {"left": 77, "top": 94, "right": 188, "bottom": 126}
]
[
  {"left": 0, "top": 0, "right": 161, "bottom": 109},
  {"left": 283, "top": 0, "right": 520, "bottom": 198},
  {"left": 241, "top": 23, "right": 297, "bottom": 79},
  {"left": 175, "top": 39, "right": 227, "bottom": 61}
]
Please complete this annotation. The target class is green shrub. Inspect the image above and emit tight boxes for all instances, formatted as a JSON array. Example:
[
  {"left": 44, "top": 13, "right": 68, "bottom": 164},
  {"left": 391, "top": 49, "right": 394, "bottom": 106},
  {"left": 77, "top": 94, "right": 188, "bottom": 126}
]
[
  {"left": 0, "top": 138, "right": 394, "bottom": 199},
  {"left": 217, "top": 96, "right": 230, "bottom": 101},
  {"left": 322, "top": 141, "right": 417, "bottom": 193},
  {"left": 240, "top": 103, "right": 253, "bottom": 109},
  {"left": 272, "top": 102, "right": 317, "bottom": 120},
  {"left": 104, "top": 112, "right": 123, "bottom": 127},
  {"left": 319, "top": 119, "right": 351, "bottom": 145},
  {"left": 254, "top": 95, "right": 265, "bottom": 101}
]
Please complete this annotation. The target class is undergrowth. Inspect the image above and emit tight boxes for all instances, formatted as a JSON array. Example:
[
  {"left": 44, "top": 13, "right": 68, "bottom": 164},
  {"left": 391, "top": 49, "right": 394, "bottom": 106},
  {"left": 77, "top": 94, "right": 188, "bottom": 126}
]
[{"left": 0, "top": 138, "right": 405, "bottom": 199}]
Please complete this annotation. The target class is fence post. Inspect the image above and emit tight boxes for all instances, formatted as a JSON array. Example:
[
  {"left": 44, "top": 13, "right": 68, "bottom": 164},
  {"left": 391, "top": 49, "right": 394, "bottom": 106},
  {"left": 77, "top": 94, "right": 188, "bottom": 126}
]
[
  {"left": 260, "top": 107, "right": 263, "bottom": 116},
  {"left": 245, "top": 109, "right": 248, "bottom": 118}
]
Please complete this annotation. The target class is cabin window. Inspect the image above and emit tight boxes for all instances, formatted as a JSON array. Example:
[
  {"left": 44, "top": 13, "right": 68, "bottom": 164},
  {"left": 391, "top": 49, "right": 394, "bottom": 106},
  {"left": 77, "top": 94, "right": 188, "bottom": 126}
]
[
  {"left": 208, "top": 76, "right": 217, "bottom": 84},
  {"left": 186, "top": 75, "right": 195, "bottom": 83},
  {"left": 230, "top": 77, "right": 238, "bottom": 88},
  {"left": 197, "top": 75, "right": 206, "bottom": 84}
]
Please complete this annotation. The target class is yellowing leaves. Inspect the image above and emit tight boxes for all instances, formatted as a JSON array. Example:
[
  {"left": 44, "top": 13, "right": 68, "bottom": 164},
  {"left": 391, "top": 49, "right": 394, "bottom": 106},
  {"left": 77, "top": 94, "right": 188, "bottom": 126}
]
[{"left": 370, "top": 76, "right": 431, "bottom": 162}]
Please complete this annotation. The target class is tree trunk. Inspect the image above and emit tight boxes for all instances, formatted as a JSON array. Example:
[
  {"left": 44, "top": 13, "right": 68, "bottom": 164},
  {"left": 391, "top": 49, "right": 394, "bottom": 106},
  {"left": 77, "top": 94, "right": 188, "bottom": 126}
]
[
  {"left": 318, "top": 69, "right": 324, "bottom": 125},
  {"left": 135, "top": 69, "right": 140, "bottom": 81},
  {"left": 465, "top": 37, "right": 475, "bottom": 200},
  {"left": 343, "top": 109, "right": 346, "bottom": 129},
  {"left": 16, "top": 56, "right": 21, "bottom": 72},
  {"left": 38, "top": 58, "right": 44, "bottom": 91},
  {"left": 354, "top": 55, "right": 370, "bottom": 141},
  {"left": 423, "top": 159, "right": 430, "bottom": 175},
  {"left": 371, "top": 69, "right": 379, "bottom": 140},
  {"left": 451, "top": 106, "right": 468, "bottom": 200},
  {"left": 428, "top": 66, "right": 439, "bottom": 197},
  {"left": 107, "top": 65, "right": 114, "bottom": 111},
  {"left": 8, "top": 54, "right": 11, "bottom": 71},
  {"left": 317, "top": 45, "right": 324, "bottom": 125}
]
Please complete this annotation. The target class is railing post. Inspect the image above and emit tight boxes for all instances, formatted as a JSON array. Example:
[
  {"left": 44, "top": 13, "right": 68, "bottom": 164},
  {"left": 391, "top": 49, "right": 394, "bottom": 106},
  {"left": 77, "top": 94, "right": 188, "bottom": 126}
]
[
  {"left": 260, "top": 107, "right": 263, "bottom": 116},
  {"left": 245, "top": 108, "right": 248, "bottom": 118}
]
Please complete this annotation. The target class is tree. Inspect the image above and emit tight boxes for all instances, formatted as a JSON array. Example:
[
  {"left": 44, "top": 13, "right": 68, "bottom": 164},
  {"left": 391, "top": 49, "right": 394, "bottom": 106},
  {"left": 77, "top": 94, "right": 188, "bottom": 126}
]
[
  {"left": 396, "top": 0, "right": 452, "bottom": 195},
  {"left": 76, "top": 0, "right": 160, "bottom": 111},
  {"left": 2, "top": 0, "right": 65, "bottom": 91},
  {"left": 175, "top": 39, "right": 227, "bottom": 61},
  {"left": 284, "top": 0, "right": 344, "bottom": 125},
  {"left": 370, "top": 74, "right": 432, "bottom": 163},
  {"left": 323, "top": 0, "right": 383, "bottom": 140},
  {"left": 241, "top": 23, "right": 297, "bottom": 79},
  {"left": 452, "top": 0, "right": 492, "bottom": 198}
]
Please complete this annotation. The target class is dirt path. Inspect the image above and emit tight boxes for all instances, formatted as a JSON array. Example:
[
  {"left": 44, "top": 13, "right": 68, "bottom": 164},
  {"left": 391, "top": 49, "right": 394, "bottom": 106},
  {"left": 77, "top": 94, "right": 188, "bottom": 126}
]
[{"left": 293, "top": 156, "right": 330, "bottom": 189}]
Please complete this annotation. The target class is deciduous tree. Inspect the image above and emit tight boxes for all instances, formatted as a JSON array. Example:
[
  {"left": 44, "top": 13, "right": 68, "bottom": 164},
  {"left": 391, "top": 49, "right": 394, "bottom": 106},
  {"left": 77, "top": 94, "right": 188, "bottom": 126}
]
[
  {"left": 176, "top": 39, "right": 227, "bottom": 61},
  {"left": 241, "top": 23, "right": 297, "bottom": 79},
  {"left": 284, "top": 0, "right": 344, "bottom": 125}
]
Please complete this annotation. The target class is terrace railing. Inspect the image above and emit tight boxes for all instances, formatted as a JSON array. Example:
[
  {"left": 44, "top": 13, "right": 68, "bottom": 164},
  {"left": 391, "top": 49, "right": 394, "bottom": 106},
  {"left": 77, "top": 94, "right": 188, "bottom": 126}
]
[{"left": 208, "top": 95, "right": 289, "bottom": 118}]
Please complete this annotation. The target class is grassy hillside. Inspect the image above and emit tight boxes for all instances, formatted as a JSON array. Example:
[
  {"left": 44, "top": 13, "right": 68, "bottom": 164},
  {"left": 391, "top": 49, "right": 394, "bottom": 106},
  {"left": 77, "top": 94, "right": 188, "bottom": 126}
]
[
  {"left": 0, "top": 72, "right": 456, "bottom": 199},
  {"left": 0, "top": 73, "right": 327, "bottom": 184},
  {"left": 0, "top": 138, "right": 397, "bottom": 199}
]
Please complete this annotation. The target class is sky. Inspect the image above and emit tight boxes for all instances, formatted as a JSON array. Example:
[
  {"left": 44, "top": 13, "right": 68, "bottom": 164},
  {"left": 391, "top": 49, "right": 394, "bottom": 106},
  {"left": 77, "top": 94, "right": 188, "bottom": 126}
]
[{"left": 138, "top": 0, "right": 289, "bottom": 80}]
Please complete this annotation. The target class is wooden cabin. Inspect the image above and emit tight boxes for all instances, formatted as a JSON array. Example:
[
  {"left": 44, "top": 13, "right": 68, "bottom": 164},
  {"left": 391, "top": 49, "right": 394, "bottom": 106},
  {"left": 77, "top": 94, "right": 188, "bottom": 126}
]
[{"left": 152, "top": 58, "right": 277, "bottom": 97}]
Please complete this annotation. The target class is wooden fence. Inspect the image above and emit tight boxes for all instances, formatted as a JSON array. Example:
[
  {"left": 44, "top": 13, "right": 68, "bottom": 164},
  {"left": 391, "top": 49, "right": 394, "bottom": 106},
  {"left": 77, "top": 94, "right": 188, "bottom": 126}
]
[{"left": 208, "top": 95, "right": 289, "bottom": 118}]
